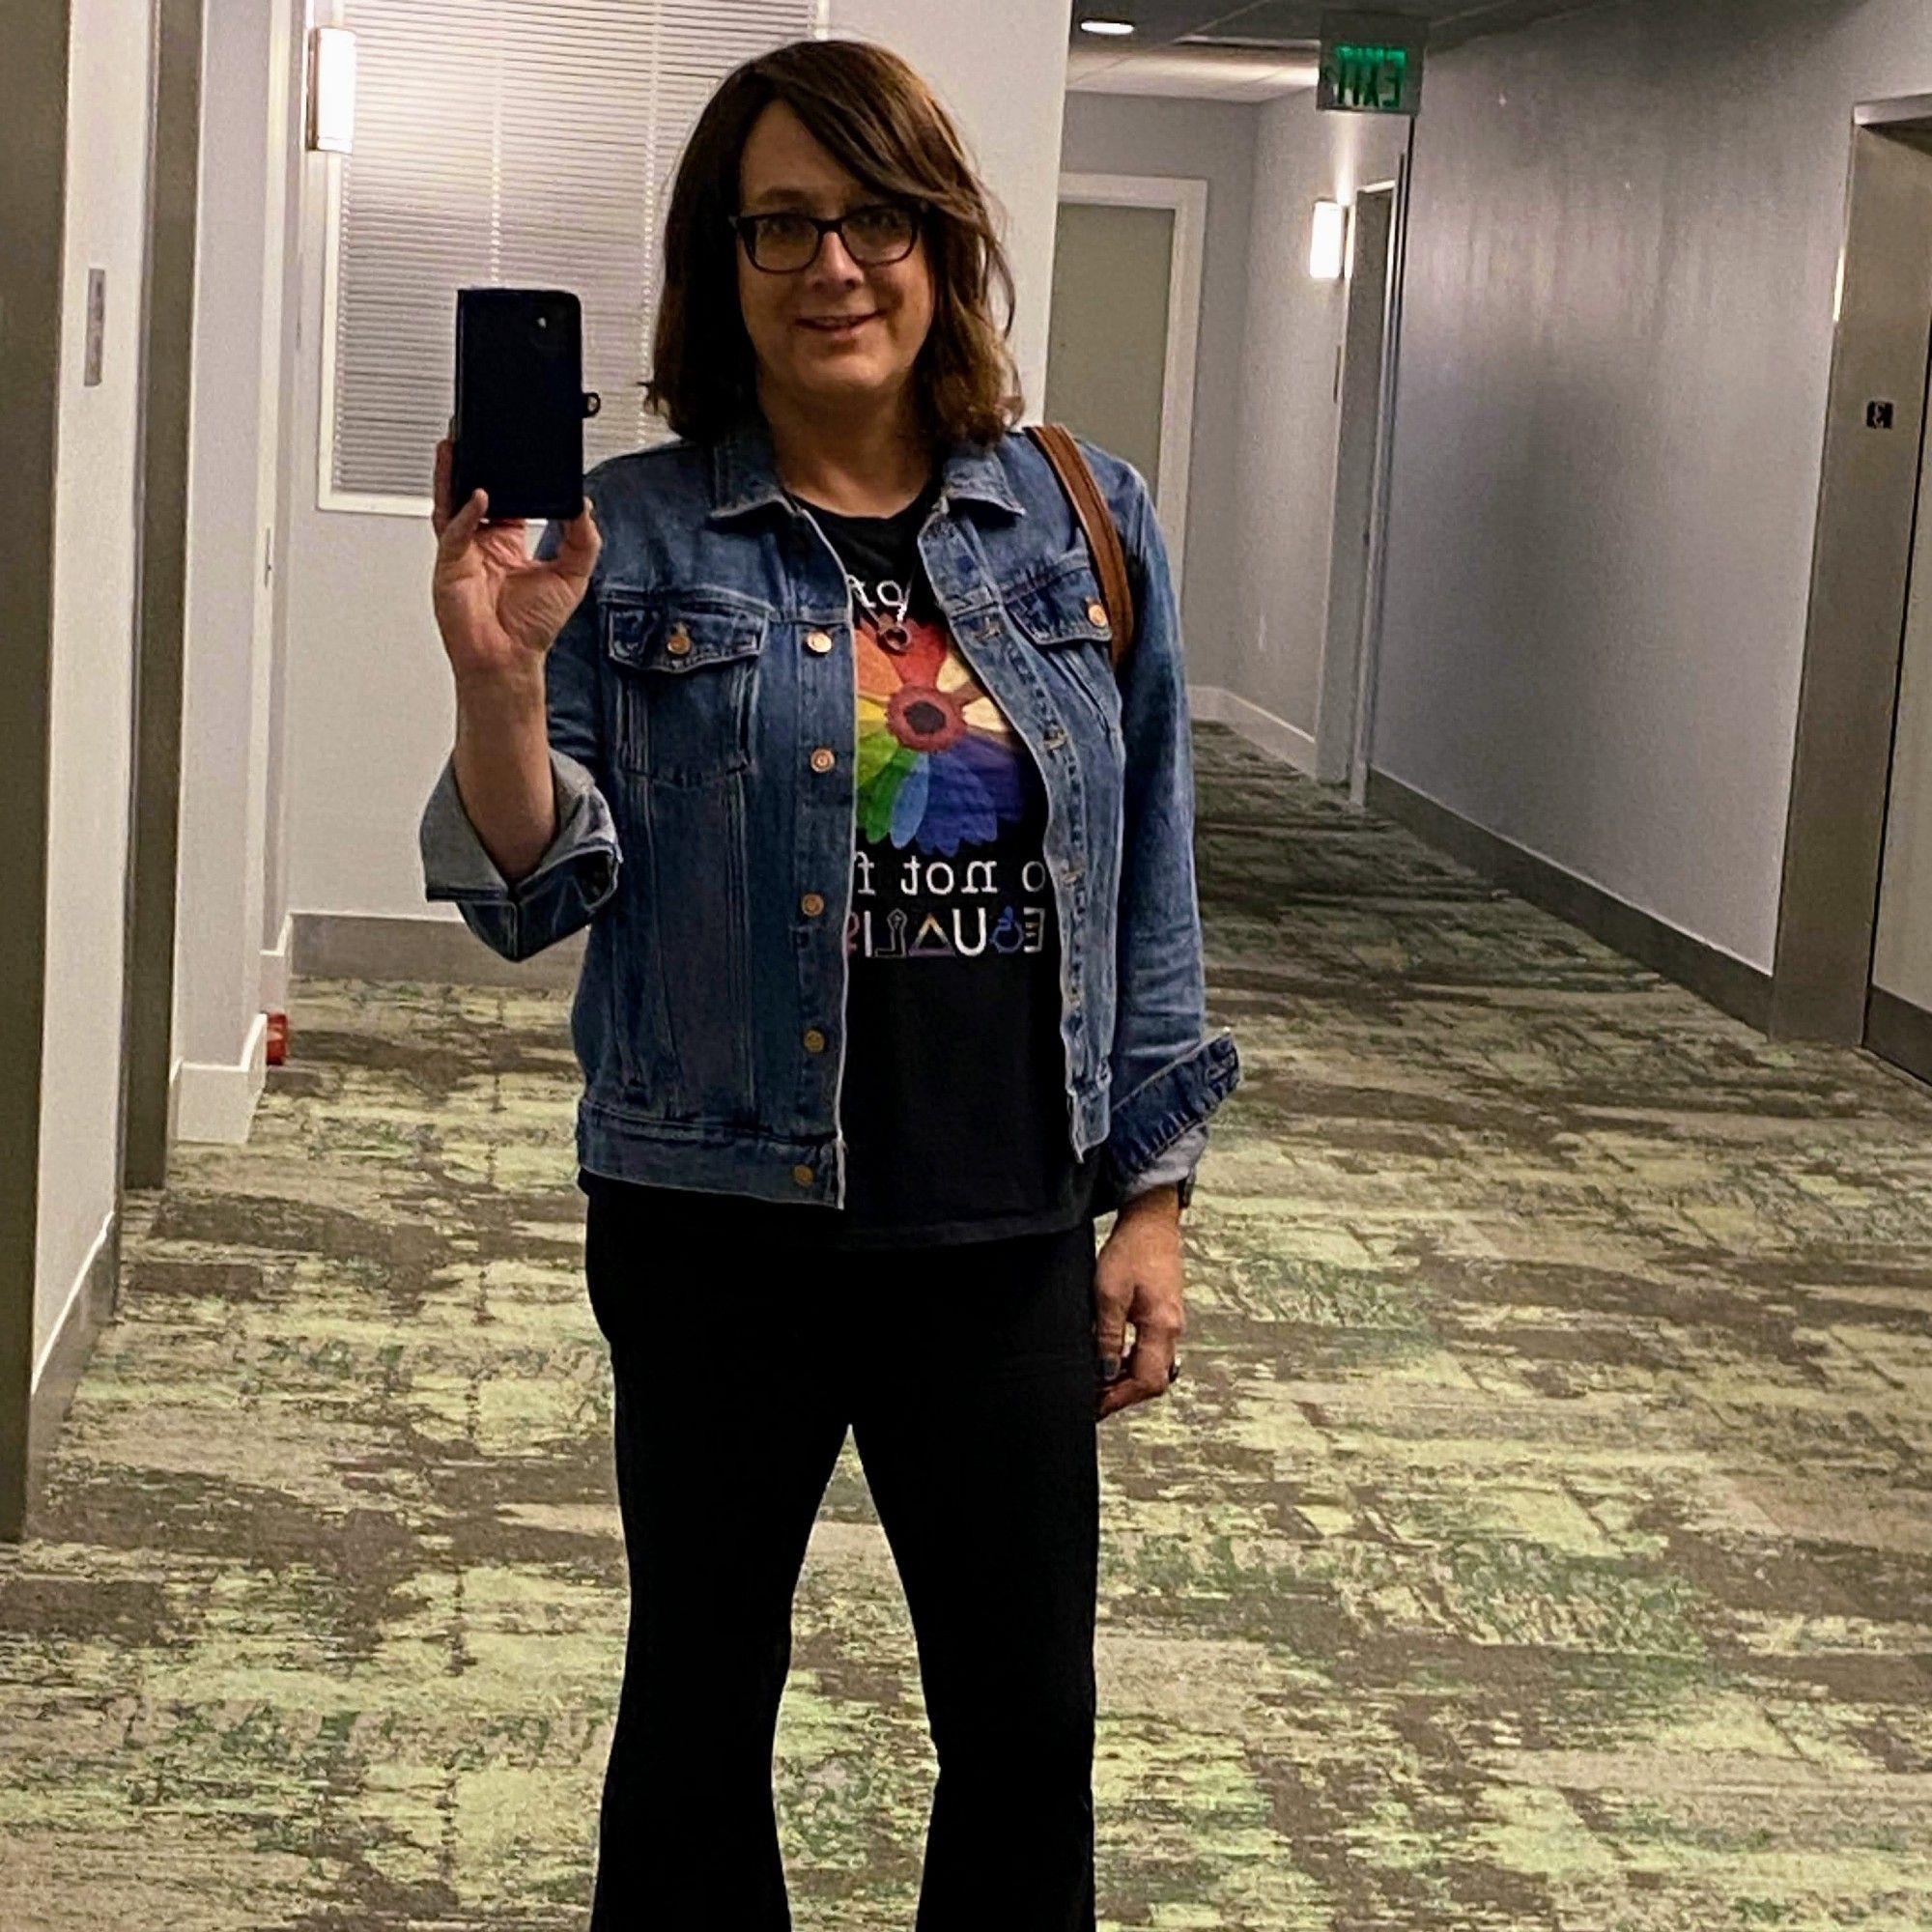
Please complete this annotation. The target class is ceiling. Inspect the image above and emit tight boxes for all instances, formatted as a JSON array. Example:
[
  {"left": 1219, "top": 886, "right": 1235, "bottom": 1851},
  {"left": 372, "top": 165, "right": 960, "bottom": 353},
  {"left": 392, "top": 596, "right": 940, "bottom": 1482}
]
[{"left": 1066, "top": 0, "right": 1611, "bottom": 99}]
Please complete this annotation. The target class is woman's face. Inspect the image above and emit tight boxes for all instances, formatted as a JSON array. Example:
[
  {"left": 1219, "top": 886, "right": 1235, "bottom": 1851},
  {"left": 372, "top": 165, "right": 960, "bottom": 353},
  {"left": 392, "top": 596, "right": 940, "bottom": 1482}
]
[{"left": 734, "top": 100, "right": 935, "bottom": 422}]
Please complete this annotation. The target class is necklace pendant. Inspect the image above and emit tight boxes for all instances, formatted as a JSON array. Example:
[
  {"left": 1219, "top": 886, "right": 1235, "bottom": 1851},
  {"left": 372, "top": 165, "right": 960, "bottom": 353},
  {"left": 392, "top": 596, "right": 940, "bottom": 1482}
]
[{"left": 880, "top": 622, "right": 911, "bottom": 653}]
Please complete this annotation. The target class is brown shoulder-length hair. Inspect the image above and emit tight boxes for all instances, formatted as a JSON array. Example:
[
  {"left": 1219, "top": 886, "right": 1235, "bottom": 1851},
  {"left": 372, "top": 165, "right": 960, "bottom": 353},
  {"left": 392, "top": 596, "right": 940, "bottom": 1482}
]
[{"left": 644, "top": 38, "right": 1022, "bottom": 448}]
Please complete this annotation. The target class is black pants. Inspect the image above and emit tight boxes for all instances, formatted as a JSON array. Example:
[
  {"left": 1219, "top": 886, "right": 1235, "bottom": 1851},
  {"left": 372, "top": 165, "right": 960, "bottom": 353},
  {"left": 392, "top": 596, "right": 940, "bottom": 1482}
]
[{"left": 582, "top": 1183, "right": 1103, "bottom": 1930}]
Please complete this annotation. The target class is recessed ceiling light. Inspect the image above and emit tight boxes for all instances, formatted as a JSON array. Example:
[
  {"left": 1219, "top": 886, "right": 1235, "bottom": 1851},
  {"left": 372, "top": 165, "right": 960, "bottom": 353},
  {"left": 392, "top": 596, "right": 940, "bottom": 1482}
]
[{"left": 1079, "top": 17, "right": 1137, "bottom": 36}]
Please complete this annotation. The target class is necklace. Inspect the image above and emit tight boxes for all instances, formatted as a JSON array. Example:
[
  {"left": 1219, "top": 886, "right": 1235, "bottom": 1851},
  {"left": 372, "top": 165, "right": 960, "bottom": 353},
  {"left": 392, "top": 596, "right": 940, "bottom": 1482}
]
[{"left": 848, "top": 572, "right": 914, "bottom": 653}]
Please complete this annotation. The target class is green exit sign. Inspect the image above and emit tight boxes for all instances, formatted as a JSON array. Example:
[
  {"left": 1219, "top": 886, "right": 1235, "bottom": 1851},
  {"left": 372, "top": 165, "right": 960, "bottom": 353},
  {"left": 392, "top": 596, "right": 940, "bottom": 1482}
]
[
  {"left": 1320, "top": 14, "right": 1424, "bottom": 116},
  {"left": 1327, "top": 44, "right": 1409, "bottom": 110}
]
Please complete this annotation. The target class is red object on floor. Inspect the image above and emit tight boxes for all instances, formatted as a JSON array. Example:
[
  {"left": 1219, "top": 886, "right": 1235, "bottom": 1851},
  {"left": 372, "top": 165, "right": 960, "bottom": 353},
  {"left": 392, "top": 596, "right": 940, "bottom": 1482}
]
[{"left": 265, "top": 1010, "right": 289, "bottom": 1066}]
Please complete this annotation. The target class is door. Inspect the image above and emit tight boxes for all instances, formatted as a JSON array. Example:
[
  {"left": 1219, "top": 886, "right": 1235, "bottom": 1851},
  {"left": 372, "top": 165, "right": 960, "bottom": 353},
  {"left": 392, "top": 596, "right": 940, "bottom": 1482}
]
[
  {"left": 1046, "top": 176, "right": 1204, "bottom": 589},
  {"left": 1046, "top": 200, "right": 1171, "bottom": 494},
  {"left": 1869, "top": 356, "right": 1932, "bottom": 1081},
  {"left": 1314, "top": 183, "right": 1397, "bottom": 790},
  {"left": 1774, "top": 118, "right": 1932, "bottom": 1043}
]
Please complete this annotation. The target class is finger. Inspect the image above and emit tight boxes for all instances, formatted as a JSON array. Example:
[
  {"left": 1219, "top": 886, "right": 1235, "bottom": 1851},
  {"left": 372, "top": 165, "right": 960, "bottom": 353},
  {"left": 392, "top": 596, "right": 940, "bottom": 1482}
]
[
  {"left": 431, "top": 440, "right": 453, "bottom": 534},
  {"left": 438, "top": 486, "right": 487, "bottom": 555},
  {"left": 1094, "top": 1298, "right": 1129, "bottom": 1384},
  {"left": 1094, "top": 1337, "right": 1132, "bottom": 1419},
  {"left": 1096, "top": 1315, "right": 1178, "bottom": 1416},
  {"left": 551, "top": 498, "right": 601, "bottom": 581},
  {"left": 1125, "top": 1325, "right": 1179, "bottom": 1397}
]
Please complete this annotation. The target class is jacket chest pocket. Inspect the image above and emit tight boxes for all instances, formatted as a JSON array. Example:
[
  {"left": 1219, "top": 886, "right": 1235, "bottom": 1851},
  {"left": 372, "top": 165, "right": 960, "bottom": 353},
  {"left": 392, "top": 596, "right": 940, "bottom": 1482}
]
[
  {"left": 1004, "top": 556, "right": 1123, "bottom": 743},
  {"left": 602, "top": 589, "right": 769, "bottom": 787}
]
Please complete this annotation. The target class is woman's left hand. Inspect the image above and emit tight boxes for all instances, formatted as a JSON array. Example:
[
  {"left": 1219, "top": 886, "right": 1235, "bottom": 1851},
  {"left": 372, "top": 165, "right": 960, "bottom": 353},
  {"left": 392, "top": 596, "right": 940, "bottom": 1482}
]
[{"left": 1094, "top": 1188, "right": 1186, "bottom": 1420}]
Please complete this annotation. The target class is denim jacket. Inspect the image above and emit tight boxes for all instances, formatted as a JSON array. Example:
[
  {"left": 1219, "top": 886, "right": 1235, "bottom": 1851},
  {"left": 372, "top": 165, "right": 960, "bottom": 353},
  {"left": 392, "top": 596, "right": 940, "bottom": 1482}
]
[{"left": 418, "top": 413, "right": 1240, "bottom": 1213}]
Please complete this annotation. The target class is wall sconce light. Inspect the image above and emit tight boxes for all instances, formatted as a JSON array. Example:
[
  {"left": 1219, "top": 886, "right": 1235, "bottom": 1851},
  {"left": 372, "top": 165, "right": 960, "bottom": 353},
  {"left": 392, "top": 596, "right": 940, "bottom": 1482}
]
[
  {"left": 1310, "top": 199, "right": 1349, "bottom": 281},
  {"left": 306, "top": 26, "right": 356, "bottom": 155}
]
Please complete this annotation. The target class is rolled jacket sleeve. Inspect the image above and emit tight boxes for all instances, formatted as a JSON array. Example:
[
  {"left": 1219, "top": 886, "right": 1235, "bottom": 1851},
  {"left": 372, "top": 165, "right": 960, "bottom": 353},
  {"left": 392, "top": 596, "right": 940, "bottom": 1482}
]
[
  {"left": 416, "top": 508, "right": 623, "bottom": 963},
  {"left": 1102, "top": 459, "right": 1241, "bottom": 1202},
  {"left": 418, "top": 744, "right": 620, "bottom": 962}
]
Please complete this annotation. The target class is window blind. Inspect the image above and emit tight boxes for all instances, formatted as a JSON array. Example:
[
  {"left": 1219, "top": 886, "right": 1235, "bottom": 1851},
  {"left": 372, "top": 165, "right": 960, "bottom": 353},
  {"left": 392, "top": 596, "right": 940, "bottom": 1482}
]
[{"left": 331, "top": 0, "right": 818, "bottom": 501}]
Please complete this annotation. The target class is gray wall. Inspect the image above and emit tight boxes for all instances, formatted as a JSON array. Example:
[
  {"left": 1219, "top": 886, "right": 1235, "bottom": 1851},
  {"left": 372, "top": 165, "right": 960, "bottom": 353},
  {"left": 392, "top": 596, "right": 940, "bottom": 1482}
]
[
  {"left": 1060, "top": 91, "right": 1257, "bottom": 687},
  {"left": 1373, "top": 0, "right": 1932, "bottom": 976}
]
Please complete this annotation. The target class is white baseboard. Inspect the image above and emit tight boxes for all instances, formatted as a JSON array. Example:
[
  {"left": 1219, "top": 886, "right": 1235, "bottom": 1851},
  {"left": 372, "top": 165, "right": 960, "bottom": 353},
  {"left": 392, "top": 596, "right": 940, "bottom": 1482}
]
[
  {"left": 1188, "top": 684, "right": 1319, "bottom": 775},
  {"left": 171, "top": 1010, "right": 270, "bottom": 1145},
  {"left": 26, "top": 1199, "right": 119, "bottom": 1492},
  {"left": 261, "top": 910, "right": 293, "bottom": 1011},
  {"left": 32, "top": 1206, "right": 116, "bottom": 1396}
]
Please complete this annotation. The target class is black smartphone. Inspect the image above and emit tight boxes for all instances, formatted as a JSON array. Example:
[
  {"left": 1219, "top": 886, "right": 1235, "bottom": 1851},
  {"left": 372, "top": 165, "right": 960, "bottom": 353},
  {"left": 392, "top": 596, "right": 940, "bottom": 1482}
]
[{"left": 450, "top": 286, "right": 600, "bottom": 523}]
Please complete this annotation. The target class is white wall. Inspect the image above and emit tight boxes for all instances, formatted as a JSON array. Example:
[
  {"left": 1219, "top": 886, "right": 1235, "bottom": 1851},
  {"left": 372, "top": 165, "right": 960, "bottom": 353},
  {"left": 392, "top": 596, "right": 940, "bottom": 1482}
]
[
  {"left": 35, "top": 0, "right": 152, "bottom": 1378},
  {"left": 172, "top": 0, "right": 298, "bottom": 1143},
  {"left": 284, "top": 0, "right": 1077, "bottom": 930},
  {"left": 827, "top": 0, "right": 1072, "bottom": 413},
  {"left": 1225, "top": 90, "right": 1408, "bottom": 745},
  {"left": 1059, "top": 91, "right": 1258, "bottom": 696},
  {"left": 1371, "top": 0, "right": 1932, "bottom": 976}
]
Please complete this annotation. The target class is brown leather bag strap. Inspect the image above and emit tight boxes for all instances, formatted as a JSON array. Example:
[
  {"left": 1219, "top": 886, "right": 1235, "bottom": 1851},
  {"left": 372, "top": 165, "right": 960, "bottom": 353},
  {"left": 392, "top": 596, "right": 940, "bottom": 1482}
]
[{"left": 1023, "top": 421, "right": 1136, "bottom": 678}]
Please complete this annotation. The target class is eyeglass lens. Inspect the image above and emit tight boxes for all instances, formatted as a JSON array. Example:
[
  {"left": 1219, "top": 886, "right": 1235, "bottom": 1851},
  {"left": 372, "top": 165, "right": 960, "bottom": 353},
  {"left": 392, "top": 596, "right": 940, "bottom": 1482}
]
[{"left": 746, "top": 206, "right": 917, "bottom": 271}]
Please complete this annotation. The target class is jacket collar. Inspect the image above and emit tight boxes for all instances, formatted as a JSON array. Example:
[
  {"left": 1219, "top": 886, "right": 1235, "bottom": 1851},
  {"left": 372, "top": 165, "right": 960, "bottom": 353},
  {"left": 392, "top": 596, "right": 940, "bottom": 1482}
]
[{"left": 707, "top": 411, "right": 1025, "bottom": 523}]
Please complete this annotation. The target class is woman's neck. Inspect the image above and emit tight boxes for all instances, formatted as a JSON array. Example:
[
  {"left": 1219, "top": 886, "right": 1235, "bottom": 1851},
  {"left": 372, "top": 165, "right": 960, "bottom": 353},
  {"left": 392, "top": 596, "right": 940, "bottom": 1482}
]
[{"left": 760, "top": 379, "right": 936, "bottom": 518}]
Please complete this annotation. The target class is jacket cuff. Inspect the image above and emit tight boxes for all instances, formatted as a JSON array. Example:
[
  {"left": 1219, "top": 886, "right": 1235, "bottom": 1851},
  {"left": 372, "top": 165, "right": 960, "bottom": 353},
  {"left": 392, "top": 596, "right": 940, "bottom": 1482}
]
[
  {"left": 1118, "top": 1122, "right": 1208, "bottom": 1207},
  {"left": 418, "top": 748, "right": 620, "bottom": 960},
  {"left": 1105, "top": 1030, "right": 1240, "bottom": 1193}
]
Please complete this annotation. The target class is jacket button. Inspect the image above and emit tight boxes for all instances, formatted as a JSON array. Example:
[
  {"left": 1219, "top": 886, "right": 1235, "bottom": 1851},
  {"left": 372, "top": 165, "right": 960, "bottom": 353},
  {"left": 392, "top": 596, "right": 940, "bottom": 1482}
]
[
  {"left": 1042, "top": 725, "right": 1066, "bottom": 751},
  {"left": 810, "top": 747, "right": 836, "bottom": 773},
  {"left": 801, "top": 892, "right": 826, "bottom": 917},
  {"left": 806, "top": 629, "right": 835, "bottom": 654},
  {"left": 803, "top": 1028, "right": 827, "bottom": 1054},
  {"left": 666, "top": 624, "right": 694, "bottom": 657},
  {"left": 792, "top": 1164, "right": 815, "bottom": 1186},
  {"left": 1086, "top": 601, "right": 1109, "bottom": 631}
]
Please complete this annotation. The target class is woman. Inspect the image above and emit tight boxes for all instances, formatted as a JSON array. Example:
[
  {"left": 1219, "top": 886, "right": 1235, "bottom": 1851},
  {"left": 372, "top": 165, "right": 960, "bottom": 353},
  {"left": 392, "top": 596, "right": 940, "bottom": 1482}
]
[{"left": 419, "top": 36, "right": 1239, "bottom": 1930}]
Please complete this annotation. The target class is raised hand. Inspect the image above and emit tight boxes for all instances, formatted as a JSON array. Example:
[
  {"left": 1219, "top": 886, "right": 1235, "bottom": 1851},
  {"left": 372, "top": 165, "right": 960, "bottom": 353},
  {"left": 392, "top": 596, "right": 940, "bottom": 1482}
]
[{"left": 431, "top": 432, "right": 600, "bottom": 685}]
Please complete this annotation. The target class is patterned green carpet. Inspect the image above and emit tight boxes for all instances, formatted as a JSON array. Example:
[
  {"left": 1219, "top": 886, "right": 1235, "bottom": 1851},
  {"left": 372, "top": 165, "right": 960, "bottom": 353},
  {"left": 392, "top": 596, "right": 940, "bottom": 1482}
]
[{"left": 4, "top": 723, "right": 1932, "bottom": 1929}]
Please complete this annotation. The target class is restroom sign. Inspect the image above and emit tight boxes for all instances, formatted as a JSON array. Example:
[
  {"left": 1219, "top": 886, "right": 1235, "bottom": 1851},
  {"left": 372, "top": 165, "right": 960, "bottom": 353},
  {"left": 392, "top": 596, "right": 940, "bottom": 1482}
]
[{"left": 1320, "top": 12, "right": 1425, "bottom": 115}]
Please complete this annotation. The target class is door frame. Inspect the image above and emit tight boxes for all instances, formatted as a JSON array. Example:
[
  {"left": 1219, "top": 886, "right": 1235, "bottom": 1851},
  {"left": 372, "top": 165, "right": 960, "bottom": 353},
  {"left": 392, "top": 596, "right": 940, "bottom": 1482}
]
[
  {"left": 1350, "top": 141, "right": 1414, "bottom": 805},
  {"left": 1313, "top": 176, "right": 1399, "bottom": 788},
  {"left": 0, "top": 0, "right": 71, "bottom": 1540},
  {"left": 1055, "top": 171, "right": 1207, "bottom": 597},
  {"left": 1773, "top": 101, "right": 1932, "bottom": 1046},
  {"left": 123, "top": 0, "right": 203, "bottom": 1199}
]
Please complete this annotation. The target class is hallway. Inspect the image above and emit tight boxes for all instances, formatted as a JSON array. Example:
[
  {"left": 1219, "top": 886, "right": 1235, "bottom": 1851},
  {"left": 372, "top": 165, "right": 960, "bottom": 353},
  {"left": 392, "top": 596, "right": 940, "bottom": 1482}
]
[{"left": 3, "top": 723, "right": 1930, "bottom": 1930}]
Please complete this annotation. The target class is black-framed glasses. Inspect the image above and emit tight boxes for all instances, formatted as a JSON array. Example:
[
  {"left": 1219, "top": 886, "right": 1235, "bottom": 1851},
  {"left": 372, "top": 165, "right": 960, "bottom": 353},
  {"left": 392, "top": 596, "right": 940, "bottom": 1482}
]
[{"left": 728, "top": 201, "right": 923, "bottom": 274}]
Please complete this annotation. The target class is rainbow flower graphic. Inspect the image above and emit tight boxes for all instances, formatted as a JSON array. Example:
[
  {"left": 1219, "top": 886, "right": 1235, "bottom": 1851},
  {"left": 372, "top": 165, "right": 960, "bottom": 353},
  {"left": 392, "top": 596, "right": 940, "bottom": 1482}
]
[{"left": 855, "top": 614, "right": 1028, "bottom": 855}]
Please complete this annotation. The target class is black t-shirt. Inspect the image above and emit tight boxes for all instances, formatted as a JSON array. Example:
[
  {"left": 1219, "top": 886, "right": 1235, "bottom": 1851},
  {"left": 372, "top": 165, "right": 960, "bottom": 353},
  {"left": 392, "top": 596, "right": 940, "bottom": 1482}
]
[{"left": 580, "top": 472, "right": 1102, "bottom": 1247}]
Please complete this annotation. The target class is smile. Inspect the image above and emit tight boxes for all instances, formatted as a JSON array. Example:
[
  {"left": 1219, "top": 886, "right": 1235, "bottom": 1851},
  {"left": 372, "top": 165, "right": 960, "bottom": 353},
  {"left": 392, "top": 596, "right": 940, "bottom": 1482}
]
[{"left": 799, "top": 313, "right": 879, "bottom": 334}]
